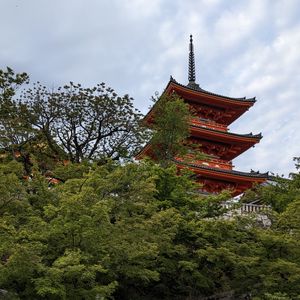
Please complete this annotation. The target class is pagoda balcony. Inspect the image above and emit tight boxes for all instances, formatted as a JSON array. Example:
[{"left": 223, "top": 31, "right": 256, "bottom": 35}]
[
  {"left": 176, "top": 155, "right": 233, "bottom": 170},
  {"left": 191, "top": 118, "right": 228, "bottom": 132}
]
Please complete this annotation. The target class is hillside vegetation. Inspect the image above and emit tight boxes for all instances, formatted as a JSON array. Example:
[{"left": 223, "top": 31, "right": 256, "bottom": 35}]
[{"left": 0, "top": 68, "right": 300, "bottom": 299}]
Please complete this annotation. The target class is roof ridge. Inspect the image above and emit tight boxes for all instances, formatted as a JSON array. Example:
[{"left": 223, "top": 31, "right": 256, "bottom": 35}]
[
  {"left": 190, "top": 124, "right": 262, "bottom": 139},
  {"left": 175, "top": 159, "right": 269, "bottom": 178},
  {"left": 170, "top": 77, "right": 256, "bottom": 102}
]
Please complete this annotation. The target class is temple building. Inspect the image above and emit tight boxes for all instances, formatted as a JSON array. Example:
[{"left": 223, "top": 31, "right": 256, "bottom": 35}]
[{"left": 136, "top": 35, "right": 268, "bottom": 196}]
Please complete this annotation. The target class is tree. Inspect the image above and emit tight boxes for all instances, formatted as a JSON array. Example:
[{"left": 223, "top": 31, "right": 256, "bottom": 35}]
[
  {"left": 2, "top": 67, "right": 300, "bottom": 299},
  {"left": 21, "top": 82, "right": 146, "bottom": 163},
  {"left": 243, "top": 157, "right": 300, "bottom": 213},
  {"left": 149, "top": 93, "right": 191, "bottom": 167},
  {"left": 147, "top": 92, "right": 206, "bottom": 168},
  {"left": 1, "top": 157, "right": 300, "bottom": 299},
  {"left": 0, "top": 67, "right": 31, "bottom": 153},
  {"left": 240, "top": 157, "right": 300, "bottom": 299},
  {"left": 0, "top": 67, "right": 28, "bottom": 101}
]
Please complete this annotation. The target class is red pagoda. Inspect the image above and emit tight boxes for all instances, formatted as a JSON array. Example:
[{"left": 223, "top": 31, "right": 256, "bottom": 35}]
[{"left": 136, "top": 35, "right": 268, "bottom": 196}]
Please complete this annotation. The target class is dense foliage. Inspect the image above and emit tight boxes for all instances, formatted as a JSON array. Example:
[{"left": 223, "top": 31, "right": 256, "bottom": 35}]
[
  {"left": 20, "top": 82, "right": 146, "bottom": 163},
  {"left": 0, "top": 69, "right": 146, "bottom": 169},
  {"left": 149, "top": 93, "right": 205, "bottom": 167},
  {"left": 243, "top": 157, "right": 300, "bottom": 214},
  {"left": 1, "top": 68, "right": 300, "bottom": 299},
  {"left": 0, "top": 68, "right": 31, "bottom": 152},
  {"left": 0, "top": 159, "right": 299, "bottom": 299},
  {"left": 150, "top": 93, "right": 191, "bottom": 167}
]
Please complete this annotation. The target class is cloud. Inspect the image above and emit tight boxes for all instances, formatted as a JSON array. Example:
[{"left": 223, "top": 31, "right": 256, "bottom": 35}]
[
  {"left": 214, "top": 0, "right": 267, "bottom": 49},
  {"left": 226, "top": 24, "right": 300, "bottom": 176},
  {"left": 0, "top": 0, "right": 299, "bottom": 176}
]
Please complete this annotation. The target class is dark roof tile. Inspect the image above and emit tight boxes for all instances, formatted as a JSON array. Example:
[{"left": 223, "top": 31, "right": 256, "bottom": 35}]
[
  {"left": 190, "top": 124, "right": 262, "bottom": 139},
  {"left": 175, "top": 159, "right": 269, "bottom": 178},
  {"left": 170, "top": 76, "right": 256, "bottom": 103}
]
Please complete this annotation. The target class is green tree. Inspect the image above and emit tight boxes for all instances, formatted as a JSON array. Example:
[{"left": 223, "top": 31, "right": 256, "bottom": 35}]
[
  {"left": 243, "top": 157, "right": 300, "bottom": 299},
  {"left": 0, "top": 67, "right": 31, "bottom": 154},
  {"left": 1, "top": 100, "right": 300, "bottom": 300},
  {"left": 0, "top": 67, "right": 28, "bottom": 102},
  {"left": 245, "top": 157, "right": 300, "bottom": 213},
  {"left": 149, "top": 93, "right": 192, "bottom": 167},
  {"left": 3, "top": 67, "right": 296, "bottom": 300},
  {"left": 21, "top": 82, "right": 146, "bottom": 163},
  {"left": 0, "top": 158, "right": 230, "bottom": 299}
]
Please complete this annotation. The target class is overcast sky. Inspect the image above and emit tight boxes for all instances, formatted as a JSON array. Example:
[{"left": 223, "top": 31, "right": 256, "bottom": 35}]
[{"left": 1, "top": 0, "right": 300, "bottom": 176}]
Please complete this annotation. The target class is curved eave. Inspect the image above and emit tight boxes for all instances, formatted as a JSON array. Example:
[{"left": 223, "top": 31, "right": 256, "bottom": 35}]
[
  {"left": 176, "top": 160, "right": 268, "bottom": 183},
  {"left": 190, "top": 125, "right": 262, "bottom": 144},
  {"left": 144, "top": 78, "right": 256, "bottom": 125},
  {"left": 135, "top": 143, "right": 152, "bottom": 160},
  {"left": 169, "top": 78, "right": 256, "bottom": 103}
]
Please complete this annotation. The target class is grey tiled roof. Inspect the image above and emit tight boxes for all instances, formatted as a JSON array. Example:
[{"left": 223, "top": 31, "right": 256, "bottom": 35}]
[
  {"left": 169, "top": 76, "right": 256, "bottom": 103},
  {"left": 175, "top": 159, "right": 269, "bottom": 178},
  {"left": 190, "top": 124, "right": 262, "bottom": 139}
]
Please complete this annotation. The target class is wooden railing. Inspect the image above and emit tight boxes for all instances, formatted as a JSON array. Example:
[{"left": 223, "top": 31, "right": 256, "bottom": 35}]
[
  {"left": 221, "top": 202, "right": 271, "bottom": 213},
  {"left": 177, "top": 154, "right": 233, "bottom": 170},
  {"left": 241, "top": 203, "right": 271, "bottom": 213},
  {"left": 191, "top": 119, "right": 228, "bottom": 132}
]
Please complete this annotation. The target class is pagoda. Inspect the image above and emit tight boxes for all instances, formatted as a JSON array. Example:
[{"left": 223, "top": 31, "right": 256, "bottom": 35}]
[{"left": 136, "top": 35, "right": 268, "bottom": 196}]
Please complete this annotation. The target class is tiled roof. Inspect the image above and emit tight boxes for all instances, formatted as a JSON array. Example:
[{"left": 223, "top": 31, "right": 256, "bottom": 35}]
[
  {"left": 169, "top": 76, "right": 256, "bottom": 103},
  {"left": 175, "top": 159, "right": 269, "bottom": 178},
  {"left": 190, "top": 124, "right": 262, "bottom": 139}
]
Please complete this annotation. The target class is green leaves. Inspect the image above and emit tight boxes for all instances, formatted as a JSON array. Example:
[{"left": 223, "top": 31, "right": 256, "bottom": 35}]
[
  {"left": 0, "top": 68, "right": 31, "bottom": 153},
  {"left": 0, "top": 68, "right": 299, "bottom": 299},
  {"left": 1, "top": 106, "right": 300, "bottom": 299},
  {"left": 1, "top": 68, "right": 148, "bottom": 178},
  {"left": 150, "top": 93, "right": 191, "bottom": 167},
  {"left": 0, "top": 67, "right": 28, "bottom": 101},
  {"left": 0, "top": 161, "right": 26, "bottom": 217},
  {"left": 21, "top": 81, "right": 147, "bottom": 163}
]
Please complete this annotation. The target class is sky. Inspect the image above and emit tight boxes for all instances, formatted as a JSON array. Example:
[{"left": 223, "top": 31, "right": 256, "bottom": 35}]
[{"left": 1, "top": 0, "right": 300, "bottom": 176}]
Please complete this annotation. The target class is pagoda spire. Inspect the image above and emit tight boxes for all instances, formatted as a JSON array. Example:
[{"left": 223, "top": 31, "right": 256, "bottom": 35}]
[{"left": 188, "top": 35, "right": 200, "bottom": 88}]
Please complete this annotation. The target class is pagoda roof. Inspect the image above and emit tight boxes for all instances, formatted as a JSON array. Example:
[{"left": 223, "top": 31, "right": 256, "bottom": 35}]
[
  {"left": 135, "top": 123, "right": 262, "bottom": 161},
  {"left": 176, "top": 159, "right": 268, "bottom": 196},
  {"left": 189, "top": 125, "right": 262, "bottom": 160},
  {"left": 175, "top": 159, "right": 269, "bottom": 180},
  {"left": 190, "top": 124, "right": 262, "bottom": 141},
  {"left": 169, "top": 76, "right": 256, "bottom": 103},
  {"left": 144, "top": 77, "right": 257, "bottom": 126}
]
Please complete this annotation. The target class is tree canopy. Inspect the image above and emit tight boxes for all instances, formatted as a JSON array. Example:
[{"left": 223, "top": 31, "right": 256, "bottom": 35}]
[
  {"left": 21, "top": 82, "right": 146, "bottom": 163},
  {"left": 146, "top": 92, "right": 205, "bottom": 168},
  {"left": 0, "top": 70, "right": 147, "bottom": 172},
  {"left": 1, "top": 67, "right": 300, "bottom": 300},
  {"left": 0, "top": 157, "right": 300, "bottom": 299},
  {"left": 0, "top": 68, "right": 31, "bottom": 153}
]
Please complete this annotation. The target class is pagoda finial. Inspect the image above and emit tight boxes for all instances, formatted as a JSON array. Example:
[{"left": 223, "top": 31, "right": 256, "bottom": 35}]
[{"left": 188, "top": 34, "right": 196, "bottom": 83}]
